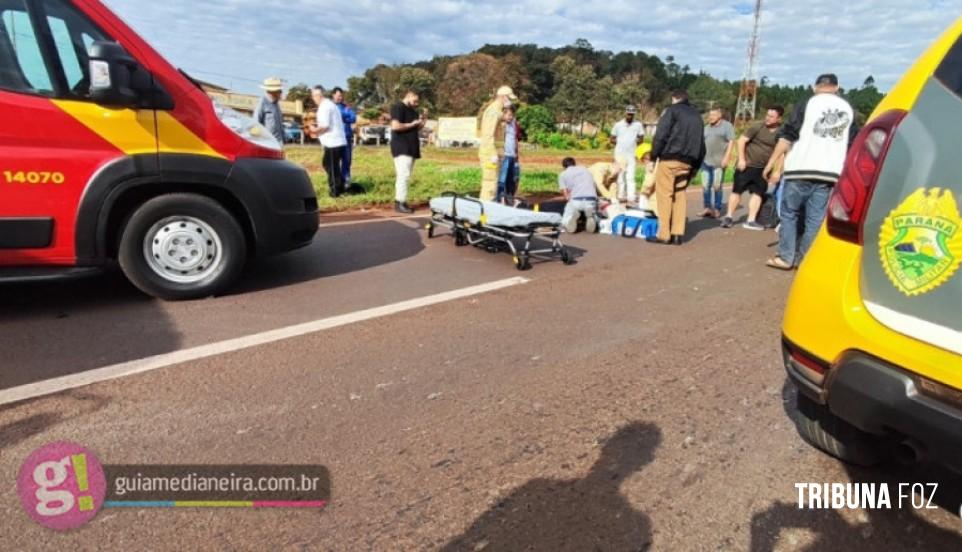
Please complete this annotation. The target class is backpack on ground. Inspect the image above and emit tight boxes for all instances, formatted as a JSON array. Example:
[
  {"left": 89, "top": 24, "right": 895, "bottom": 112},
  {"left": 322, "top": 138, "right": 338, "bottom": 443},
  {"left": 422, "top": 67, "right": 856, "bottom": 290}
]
[{"left": 610, "top": 211, "right": 658, "bottom": 239}]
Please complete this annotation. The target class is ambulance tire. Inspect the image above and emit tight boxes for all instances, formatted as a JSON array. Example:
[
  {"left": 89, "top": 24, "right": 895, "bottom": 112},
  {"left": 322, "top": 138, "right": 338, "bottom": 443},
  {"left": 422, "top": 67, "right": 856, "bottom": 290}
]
[
  {"left": 119, "top": 193, "right": 246, "bottom": 300},
  {"left": 790, "top": 392, "right": 885, "bottom": 467}
]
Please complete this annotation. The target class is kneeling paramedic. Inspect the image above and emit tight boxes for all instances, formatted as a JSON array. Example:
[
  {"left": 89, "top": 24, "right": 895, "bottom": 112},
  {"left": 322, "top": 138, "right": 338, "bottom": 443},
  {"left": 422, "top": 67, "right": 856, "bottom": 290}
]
[{"left": 558, "top": 158, "right": 601, "bottom": 233}]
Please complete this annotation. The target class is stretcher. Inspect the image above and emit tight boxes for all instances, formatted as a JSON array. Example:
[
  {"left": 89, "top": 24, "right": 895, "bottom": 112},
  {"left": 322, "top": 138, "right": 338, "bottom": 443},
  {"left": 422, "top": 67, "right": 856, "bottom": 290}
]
[{"left": 426, "top": 193, "right": 575, "bottom": 270}]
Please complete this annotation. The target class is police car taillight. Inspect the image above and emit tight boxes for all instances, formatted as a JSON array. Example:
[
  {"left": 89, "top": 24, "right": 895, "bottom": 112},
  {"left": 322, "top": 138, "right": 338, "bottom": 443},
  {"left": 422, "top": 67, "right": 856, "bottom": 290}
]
[{"left": 826, "top": 110, "right": 907, "bottom": 244}]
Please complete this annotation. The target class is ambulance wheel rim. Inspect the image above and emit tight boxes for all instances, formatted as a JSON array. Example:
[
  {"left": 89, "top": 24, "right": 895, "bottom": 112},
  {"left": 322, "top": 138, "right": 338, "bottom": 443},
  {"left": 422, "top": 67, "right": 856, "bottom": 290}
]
[{"left": 144, "top": 216, "right": 224, "bottom": 284}]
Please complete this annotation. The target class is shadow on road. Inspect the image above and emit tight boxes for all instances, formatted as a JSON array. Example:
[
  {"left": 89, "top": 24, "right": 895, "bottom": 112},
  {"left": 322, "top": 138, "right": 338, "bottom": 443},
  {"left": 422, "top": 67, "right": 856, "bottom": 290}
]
[
  {"left": 233, "top": 220, "right": 426, "bottom": 294},
  {"left": 441, "top": 421, "right": 661, "bottom": 552},
  {"left": 684, "top": 216, "right": 722, "bottom": 242},
  {"left": 0, "top": 391, "right": 110, "bottom": 450},
  {"left": 749, "top": 381, "right": 962, "bottom": 550},
  {"left": 0, "top": 271, "right": 184, "bottom": 389},
  {"left": 0, "top": 220, "right": 427, "bottom": 388}
]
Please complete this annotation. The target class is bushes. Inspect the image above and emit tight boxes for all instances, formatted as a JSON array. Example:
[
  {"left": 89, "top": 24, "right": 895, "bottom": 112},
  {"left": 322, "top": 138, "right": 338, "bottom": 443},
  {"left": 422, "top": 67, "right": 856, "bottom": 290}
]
[
  {"left": 361, "top": 107, "right": 383, "bottom": 121},
  {"left": 529, "top": 131, "right": 577, "bottom": 150},
  {"left": 528, "top": 130, "right": 610, "bottom": 151}
]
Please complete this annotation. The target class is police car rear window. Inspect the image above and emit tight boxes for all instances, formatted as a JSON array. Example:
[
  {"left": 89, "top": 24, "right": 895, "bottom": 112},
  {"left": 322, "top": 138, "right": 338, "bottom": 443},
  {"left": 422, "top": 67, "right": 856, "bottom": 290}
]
[{"left": 935, "top": 35, "right": 962, "bottom": 97}]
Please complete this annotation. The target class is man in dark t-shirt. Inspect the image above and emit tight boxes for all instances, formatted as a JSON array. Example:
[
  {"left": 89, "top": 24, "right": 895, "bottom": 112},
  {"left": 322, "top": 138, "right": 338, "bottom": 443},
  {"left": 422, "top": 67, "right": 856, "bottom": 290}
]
[
  {"left": 390, "top": 90, "right": 425, "bottom": 213},
  {"left": 721, "top": 105, "right": 784, "bottom": 230}
]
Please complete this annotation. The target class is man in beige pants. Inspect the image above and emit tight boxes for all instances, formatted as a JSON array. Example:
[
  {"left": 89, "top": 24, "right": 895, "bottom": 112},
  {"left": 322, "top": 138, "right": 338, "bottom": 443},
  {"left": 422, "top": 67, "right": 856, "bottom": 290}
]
[
  {"left": 653, "top": 160, "right": 694, "bottom": 241},
  {"left": 648, "top": 90, "right": 706, "bottom": 245}
]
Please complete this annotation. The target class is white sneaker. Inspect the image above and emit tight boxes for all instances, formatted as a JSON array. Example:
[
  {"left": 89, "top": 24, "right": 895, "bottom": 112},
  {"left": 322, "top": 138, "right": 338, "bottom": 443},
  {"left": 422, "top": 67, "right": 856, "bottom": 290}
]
[{"left": 564, "top": 217, "right": 578, "bottom": 233}]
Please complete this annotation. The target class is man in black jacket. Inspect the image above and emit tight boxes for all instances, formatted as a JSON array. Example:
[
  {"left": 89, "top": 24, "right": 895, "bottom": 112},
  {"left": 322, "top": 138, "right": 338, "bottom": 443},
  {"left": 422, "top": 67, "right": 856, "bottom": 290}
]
[{"left": 649, "top": 90, "right": 706, "bottom": 245}]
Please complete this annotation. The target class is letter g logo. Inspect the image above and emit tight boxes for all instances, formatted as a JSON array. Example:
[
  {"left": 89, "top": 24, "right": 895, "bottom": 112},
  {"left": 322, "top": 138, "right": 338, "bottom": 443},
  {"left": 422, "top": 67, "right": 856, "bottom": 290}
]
[{"left": 17, "top": 442, "right": 105, "bottom": 531}]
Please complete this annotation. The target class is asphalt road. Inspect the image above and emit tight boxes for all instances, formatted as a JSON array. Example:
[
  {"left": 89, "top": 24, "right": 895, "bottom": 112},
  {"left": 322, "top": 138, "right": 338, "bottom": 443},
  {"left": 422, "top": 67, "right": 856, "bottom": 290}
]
[{"left": 2, "top": 201, "right": 962, "bottom": 550}]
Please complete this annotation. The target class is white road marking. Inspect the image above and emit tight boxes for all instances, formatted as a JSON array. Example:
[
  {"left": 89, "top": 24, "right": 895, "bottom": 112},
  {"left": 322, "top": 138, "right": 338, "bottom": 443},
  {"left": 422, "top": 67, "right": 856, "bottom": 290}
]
[{"left": 0, "top": 277, "right": 529, "bottom": 406}]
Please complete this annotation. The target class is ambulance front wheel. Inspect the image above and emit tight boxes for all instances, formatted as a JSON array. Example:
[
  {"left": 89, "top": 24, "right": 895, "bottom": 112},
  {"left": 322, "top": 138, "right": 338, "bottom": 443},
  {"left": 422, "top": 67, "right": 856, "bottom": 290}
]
[{"left": 118, "top": 193, "right": 247, "bottom": 300}]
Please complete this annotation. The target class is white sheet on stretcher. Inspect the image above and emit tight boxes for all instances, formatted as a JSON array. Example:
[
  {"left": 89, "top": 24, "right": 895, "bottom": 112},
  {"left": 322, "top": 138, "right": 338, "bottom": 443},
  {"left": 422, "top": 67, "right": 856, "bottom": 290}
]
[{"left": 429, "top": 197, "right": 562, "bottom": 228}]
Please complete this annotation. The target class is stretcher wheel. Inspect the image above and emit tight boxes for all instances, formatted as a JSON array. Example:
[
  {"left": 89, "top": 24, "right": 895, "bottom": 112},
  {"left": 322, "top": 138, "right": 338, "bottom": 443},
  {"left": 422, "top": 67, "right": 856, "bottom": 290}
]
[
  {"left": 454, "top": 229, "right": 467, "bottom": 246},
  {"left": 561, "top": 248, "right": 574, "bottom": 265},
  {"left": 426, "top": 222, "right": 434, "bottom": 238},
  {"left": 514, "top": 253, "right": 532, "bottom": 271}
]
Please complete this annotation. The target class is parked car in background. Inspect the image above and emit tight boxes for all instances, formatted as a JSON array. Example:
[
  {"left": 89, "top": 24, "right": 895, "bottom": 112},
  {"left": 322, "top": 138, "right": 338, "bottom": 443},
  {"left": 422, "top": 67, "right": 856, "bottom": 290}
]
[
  {"left": 283, "top": 121, "right": 303, "bottom": 144},
  {"left": 358, "top": 125, "right": 390, "bottom": 145}
]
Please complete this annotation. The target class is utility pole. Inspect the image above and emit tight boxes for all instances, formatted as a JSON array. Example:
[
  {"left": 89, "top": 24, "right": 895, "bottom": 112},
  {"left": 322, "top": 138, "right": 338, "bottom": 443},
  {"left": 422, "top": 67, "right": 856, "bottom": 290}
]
[{"left": 735, "top": 0, "right": 763, "bottom": 125}]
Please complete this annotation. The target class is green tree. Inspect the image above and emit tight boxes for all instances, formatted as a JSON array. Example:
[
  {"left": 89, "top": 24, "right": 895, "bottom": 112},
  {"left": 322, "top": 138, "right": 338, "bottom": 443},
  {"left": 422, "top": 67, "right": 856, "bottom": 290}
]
[
  {"left": 346, "top": 64, "right": 401, "bottom": 109},
  {"left": 590, "top": 75, "right": 615, "bottom": 129},
  {"left": 688, "top": 74, "right": 737, "bottom": 113},
  {"left": 398, "top": 67, "right": 436, "bottom": 108},
  {"left": 547, "top": 56, "right": 597, "bottom": 133},
  {"left": 572, "top": 38, "right": 594, "bottom": 50},
  {"left": 845, "top": 76, "right": 885, "bottom": 124},
  {"left": 436, "top": 53, "right": 510, "bottom": 115},
  {"left": 516, "top": 104, "right": 556, "bottom": 135},
  {"left": 612, "top": 73, "right": 650, "bottom": 115},
  {"left": 286, "top": 83, "right": 315, "bottom": 111}
]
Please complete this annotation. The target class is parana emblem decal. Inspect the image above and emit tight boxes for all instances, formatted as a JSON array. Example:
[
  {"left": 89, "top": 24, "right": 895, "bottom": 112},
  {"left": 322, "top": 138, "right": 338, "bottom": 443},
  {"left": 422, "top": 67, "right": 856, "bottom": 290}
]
[{"left": 880, "top": 187, "right": 962, "bottom": 296}]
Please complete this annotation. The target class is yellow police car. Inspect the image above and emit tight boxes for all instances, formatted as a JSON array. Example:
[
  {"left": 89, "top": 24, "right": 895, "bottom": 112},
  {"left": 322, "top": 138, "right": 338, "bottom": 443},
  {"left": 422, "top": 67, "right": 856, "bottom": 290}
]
[{"left": 783, "top": 16, "right": 962, "bottom": 468}]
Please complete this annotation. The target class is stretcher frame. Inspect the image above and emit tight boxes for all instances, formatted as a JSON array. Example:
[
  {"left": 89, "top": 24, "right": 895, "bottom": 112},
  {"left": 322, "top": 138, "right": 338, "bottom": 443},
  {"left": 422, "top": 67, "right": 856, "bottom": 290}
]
[{"left": 426, "top": 192, "right": 575, "bottom": 271}]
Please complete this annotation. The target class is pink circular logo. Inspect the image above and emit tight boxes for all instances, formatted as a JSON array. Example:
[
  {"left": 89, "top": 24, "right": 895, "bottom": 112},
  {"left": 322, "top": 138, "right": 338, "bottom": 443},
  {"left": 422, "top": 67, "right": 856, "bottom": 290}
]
[{"left": 17, "top": 442, "right": 106, "bottom": 531}]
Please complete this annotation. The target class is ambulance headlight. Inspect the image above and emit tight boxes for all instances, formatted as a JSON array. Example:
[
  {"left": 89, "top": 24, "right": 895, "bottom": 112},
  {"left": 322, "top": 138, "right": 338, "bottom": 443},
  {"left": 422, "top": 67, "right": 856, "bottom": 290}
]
[{"left": 213, "top": 101, "right": 281, "bottom": 151}]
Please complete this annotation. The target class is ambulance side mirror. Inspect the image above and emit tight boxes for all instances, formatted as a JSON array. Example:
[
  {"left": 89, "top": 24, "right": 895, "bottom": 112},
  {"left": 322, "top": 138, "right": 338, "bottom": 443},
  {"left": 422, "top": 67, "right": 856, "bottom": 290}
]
[{"left": 87, "top": 41, "right": 142, "bottom": 107}]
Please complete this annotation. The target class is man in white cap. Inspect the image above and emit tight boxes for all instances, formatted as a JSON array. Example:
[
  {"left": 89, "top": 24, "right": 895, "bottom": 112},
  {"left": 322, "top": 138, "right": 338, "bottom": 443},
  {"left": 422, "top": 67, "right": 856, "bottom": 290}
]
[
  {"left": 610, "top": 104, "right": 645, "bottom": 204},
  {"left": 478, "top": 85, "right": 517, "bottom": 201},
  {"left": 253, "top": 77, "right": 285, "bottom": 144}
]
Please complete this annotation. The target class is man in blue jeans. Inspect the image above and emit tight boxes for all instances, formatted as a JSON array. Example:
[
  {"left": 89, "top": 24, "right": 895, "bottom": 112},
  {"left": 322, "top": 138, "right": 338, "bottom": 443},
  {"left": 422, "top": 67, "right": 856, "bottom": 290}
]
[
  {"left": 763, "top": 74, "right": 858, "bottom": 269},
  {"left": 332, "top": 87, "right": 357, "bottom": 185},
  {"left": 700, "top": 108, "right": 735, "bottom": 218},
  {"left": 496, "top": 105, "right": 521, "bottom": 203}
]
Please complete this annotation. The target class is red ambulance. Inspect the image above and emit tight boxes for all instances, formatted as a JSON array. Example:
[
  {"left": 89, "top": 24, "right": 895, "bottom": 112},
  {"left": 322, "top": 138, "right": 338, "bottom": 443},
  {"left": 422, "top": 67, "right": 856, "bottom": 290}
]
[{"left": 0, "top": 0, "right": 319, "bottom": 299}]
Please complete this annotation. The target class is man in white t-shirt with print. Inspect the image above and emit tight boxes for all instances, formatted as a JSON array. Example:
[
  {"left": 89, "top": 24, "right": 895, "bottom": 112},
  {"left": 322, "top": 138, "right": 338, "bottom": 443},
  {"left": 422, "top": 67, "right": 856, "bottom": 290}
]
[
  {"left": 610, "top": 105, "right": 645, "bottom": 204},
  {"left": 311, "top": 85, "right": 348, "bottom": 198},
  {"left": 763, "top": 73, "right": 858, "bottom": 270}
]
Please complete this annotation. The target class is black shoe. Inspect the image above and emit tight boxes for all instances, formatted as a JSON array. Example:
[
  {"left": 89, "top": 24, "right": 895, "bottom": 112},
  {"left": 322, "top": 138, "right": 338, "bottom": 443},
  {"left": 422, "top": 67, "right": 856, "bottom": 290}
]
[
  {"left": 671, "top": 235, "right": 684, "bottom": 246},
  {"left": 645, "top": 236, "right": 671, "bottom": 245},
  {"left": 395, "top": 201, "right": 414, "bottom": 214}
]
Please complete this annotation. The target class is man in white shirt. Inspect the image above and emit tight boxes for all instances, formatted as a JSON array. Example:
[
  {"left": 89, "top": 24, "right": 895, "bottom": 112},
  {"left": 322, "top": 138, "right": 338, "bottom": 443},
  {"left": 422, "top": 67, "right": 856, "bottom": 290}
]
[
  {"left": 610, "top": 105, "right": 645, "bottom": 204},
  {"left": 311, "top": 85, "right": 348, "bottom": 197}
]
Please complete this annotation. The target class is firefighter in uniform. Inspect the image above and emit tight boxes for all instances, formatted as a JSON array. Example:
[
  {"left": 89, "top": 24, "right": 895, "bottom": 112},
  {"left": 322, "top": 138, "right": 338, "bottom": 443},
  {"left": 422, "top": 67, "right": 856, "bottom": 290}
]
[{"left": 478, "top": 86, "right": 518, "bottom": 201}]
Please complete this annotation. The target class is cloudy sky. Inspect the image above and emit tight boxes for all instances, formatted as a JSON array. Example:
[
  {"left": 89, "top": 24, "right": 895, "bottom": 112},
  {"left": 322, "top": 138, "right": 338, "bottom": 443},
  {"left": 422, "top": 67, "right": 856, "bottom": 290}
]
[{"left": 104, "top": 0, "right": 961, "bottom": 95}]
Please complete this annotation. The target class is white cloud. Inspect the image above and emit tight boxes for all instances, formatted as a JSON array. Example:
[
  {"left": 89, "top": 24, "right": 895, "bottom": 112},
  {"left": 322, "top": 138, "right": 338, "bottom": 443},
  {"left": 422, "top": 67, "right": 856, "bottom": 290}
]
[{"left": 103, "top": 0, "right": 962, "bottom": 94}]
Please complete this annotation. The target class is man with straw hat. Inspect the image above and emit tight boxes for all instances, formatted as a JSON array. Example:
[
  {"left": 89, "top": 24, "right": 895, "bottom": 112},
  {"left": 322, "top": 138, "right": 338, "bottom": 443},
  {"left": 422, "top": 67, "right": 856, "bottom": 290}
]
[{"left": 253, "top": 77, "right": 285, "bottom": 144}]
